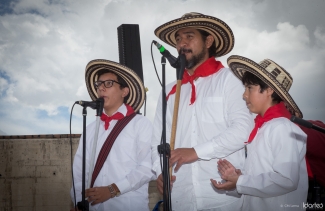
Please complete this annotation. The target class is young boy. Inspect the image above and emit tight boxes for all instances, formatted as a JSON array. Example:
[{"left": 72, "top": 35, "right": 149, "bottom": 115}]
[
  {"left": 71, "top": 59, "right": 154, "bottom": 211},
  {"left": 211, "top": 55, "right": 308, "bottom": 211}
]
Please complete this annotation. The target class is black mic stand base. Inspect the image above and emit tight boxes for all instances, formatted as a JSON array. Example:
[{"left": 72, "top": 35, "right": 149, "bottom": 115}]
[
  {"left": 158, "top": 143, "right": 172, "bottom": 211},
  {"left": 77, "top": 201, "right": 89, "bottom": 211}
]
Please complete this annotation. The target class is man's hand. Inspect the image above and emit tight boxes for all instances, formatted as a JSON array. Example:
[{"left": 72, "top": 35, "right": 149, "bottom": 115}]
[
  {"left": 210, "top": 159, "right": 242, "bottom": 190},
  {"left": 156, "top": 173, "right": 176, "bottom": 195},
  {"left": 170, "top": 148, "right": 198, "bottom": 172},
  {"left": 85, "top": 186, "right": 112, "bottom": 205}
]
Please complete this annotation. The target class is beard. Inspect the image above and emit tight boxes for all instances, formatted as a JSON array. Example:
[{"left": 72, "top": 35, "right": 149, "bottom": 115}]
[{"left": 179, "top": 46, "right": 207, "bottom": 69}]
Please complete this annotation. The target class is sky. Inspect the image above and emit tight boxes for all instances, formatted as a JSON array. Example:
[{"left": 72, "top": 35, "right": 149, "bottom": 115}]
[{"left": 0, "top": 0, "right": 324, "bottom": 135}]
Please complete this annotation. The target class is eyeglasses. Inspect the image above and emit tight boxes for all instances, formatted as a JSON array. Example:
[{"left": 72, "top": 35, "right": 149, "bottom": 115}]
[{"left": 94, "top": 80, "right": 122, "bottom": 89}]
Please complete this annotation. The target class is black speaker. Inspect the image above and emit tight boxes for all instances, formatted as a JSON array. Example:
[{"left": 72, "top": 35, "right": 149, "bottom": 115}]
[{"left": 117, "top": 24, "right": 144, "bottom": 82}]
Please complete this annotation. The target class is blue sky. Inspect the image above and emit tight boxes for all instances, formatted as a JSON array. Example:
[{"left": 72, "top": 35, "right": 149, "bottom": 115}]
[{"left": 0, "top": 0, "right": 324, "bottom": 135}]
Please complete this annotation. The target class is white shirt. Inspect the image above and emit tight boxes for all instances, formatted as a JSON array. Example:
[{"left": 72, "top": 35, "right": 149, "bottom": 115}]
[
  {"left": 71, "top": 104, "right": 155, "bottom": 211},
  {"left": 236, "top": 117, "right": 308, "bottom": 211},
  {"left": 151, "top": 67, "right": 254, "bottom": 211}
]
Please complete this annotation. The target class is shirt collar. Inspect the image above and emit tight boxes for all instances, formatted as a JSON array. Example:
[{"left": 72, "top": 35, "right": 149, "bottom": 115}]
[{"left": 102, "top": 103, "right": 127, "bottom": 117}]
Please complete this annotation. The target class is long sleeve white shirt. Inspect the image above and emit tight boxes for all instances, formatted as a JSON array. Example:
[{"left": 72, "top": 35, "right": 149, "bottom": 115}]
[
  {"left": 71, "top": 104, "right": 155, "bottom": 211},
  {"left": 151, "top": 67, "right": 254, "bottom": 211},
  {"left": 236, "top": 117, "right": 308, "bottom": 211}
]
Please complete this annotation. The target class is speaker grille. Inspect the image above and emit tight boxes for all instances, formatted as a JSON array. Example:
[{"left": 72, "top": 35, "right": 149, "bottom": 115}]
[{"left": 117, "top": 24, "right": 144, "bottom": 82}]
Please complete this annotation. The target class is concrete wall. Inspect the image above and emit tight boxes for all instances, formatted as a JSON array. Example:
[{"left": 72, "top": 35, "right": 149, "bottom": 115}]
[{"left": 0, "top": 135, "right": 162, "bottom": 211}]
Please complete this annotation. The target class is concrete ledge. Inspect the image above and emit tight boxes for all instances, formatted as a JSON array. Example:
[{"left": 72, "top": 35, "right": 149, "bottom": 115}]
[{"left": 0, "top": 135, "right": 162, "bottom": 211}]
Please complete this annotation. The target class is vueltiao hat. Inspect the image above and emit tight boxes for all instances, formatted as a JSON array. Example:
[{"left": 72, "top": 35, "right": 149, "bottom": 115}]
[
  {"left": 227, "top": 55, "right": 303, "bottom": 118},
  {"left": 154, "top": 12, "right": 234, "bottom": 57},
  {"left": 85, "top": 59, "right": 145, "bottom": 112}
]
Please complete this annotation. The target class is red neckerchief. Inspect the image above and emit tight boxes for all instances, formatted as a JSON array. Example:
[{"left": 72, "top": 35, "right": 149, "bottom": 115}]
[
  {"left": 166, "top": 57, "right": 224, "bottom": 105},
  {"left": 100, "top": 104, "right": 134, "bottom": 130},
  {"left": 247, "top": 102, "right": 291, "bottom": 143}
]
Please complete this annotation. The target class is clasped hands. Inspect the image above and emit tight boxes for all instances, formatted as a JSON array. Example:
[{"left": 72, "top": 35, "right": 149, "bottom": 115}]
[{"left": 210, "top": 159, "right": 242, "bottom": 190}]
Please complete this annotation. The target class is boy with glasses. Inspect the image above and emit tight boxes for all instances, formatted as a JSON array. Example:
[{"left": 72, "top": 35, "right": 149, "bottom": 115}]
[{"left": 70, "top": 60, "right": 154, "bottom": 211}]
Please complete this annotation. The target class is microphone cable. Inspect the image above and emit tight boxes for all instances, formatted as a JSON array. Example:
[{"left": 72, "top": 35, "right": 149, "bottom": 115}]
[
  {"left": 151, "top": 40, "right": 163, "bottom": 87},
  {"left": 69, "top": 102, "right": 78, "bottom": 211}
]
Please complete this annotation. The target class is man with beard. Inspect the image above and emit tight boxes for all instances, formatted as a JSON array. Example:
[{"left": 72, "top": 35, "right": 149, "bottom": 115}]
[{"left": 151, "top": 13, "right": 254, "bottom": 211}]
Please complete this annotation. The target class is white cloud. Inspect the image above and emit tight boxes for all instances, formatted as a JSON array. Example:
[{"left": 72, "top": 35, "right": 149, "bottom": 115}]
[
  {"left": 3, "top": 83, "right": 19, "bottom": 102},
  {"left": 0, "top": 77, "right": 8, "bottom": 95},
  {"left": 314, "top": 27, "right": 325, "bottom": 46},
  {"left": 0, "top": 0, "right": 324, "bottom": 134}
]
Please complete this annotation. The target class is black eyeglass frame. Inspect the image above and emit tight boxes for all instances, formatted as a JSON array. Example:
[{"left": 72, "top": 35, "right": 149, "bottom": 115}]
[{"left": 94, "top": 80, "right": 122, "bottom": 89}]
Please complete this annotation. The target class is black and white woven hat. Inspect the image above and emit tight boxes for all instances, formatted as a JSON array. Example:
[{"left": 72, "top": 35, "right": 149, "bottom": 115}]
[
  {"left": 227, "top": 55, "right": 303, "bottom": 118},
  {"left": 85, "top": 59, "right": 145, "bottom": 112},
  {"left": 154, "top": 12, "right": 234, "bottom": 57}
]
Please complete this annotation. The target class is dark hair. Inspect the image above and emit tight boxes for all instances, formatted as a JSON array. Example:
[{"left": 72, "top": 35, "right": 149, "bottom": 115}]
[
  {"left": 96, "top": 69, "right": 128, "bottom": 89},
  {"left": 242, "top": 71, "right": 283, "bottom": 104},
  {"left": 197, "top": 29, "right": 217, "bottom": 58},
  {"left": 96, "top": 69, "right": 129, "bottom": 103}
]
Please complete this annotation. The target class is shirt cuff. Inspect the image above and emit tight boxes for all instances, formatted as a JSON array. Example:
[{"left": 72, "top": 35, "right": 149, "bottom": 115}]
[
  {"left": 115, "top": 177, "right": 131, "bottom": 195},
  {"left": 226, "top": 189, "right": 241, "bottom": 198},
  {"left": 193, "top": 142, "right": 215, "bottom": 160},
  {"left": 236, "top": 175, "right": 245, "bottom": 194}
]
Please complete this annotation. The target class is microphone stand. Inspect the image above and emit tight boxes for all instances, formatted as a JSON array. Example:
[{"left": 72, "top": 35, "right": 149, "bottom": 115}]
[
  {"left": 77, "top": 107, "right": 89, "bottom": 211},
  {"left": 157, "top": 56, "right": 172, "bottom": 211},
  {"left": 291, "top": 116, "right": 325, "bottom": 134},
  {"left": 290, "top": 116, "right": 325, "bottom": 204},
  {"left": 157, "top": 54, "right": 186, "bottom": 211},
  {"left": 77, "top": 98, "right": 104, "bottom": 211}
]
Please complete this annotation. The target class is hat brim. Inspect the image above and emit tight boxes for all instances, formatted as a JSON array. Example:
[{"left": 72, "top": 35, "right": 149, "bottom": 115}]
[
  {"left": 227, "top": 55, "right": 303, "bottom": 118},
  {"left": 85, "top": 59, "right": 145, "bottom": 113},
  {"left": 155, "top": 14, "right": 234, "bottom": 57}
]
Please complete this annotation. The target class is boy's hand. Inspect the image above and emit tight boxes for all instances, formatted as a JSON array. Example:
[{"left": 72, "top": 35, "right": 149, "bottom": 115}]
[
  {"left": 218, "top": 159, "right": 238, "bottom": 179},
  {"left": 210, "top": 159, "right": 242, "bottom": 190},
  {"left": 85, "top": 186, "right": 112, "bottom": 205}
]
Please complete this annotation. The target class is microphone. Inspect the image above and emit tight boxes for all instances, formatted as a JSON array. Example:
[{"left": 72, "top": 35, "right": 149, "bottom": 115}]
[
  {"left": 75, "top": 100, "right": 97, "bottom": 109},
  {"left": 290, "top": 115, "right": 325, "bottom": 134},
  {"left": 153, "top": 40, "right": 178, "bottom": 68},
  {"left": 75, "top": 98, "right": 104, "bottom": 114}
]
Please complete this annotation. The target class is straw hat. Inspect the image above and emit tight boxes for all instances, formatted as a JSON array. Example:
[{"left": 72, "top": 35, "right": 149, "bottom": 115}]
[
  {"left": 85, "top": 59, "right": 145, "bottom": 112},
  {"left": 227, "top": 55, "right": 302, "bottom": 118},
  {"left": 154, "top": 12, "right": 234, "bottom": 57}
]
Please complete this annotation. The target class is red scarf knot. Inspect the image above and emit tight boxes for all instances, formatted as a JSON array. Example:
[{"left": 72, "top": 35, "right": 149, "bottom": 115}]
[
  {"left": 246, "top": 102, "right": 291, "bottom": 143},
  {"left": 166, "top": 57, "right": 224, "bottom": 105},
  {"left": 100, "top": 104, "right": 134, "bottom": 130}
]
